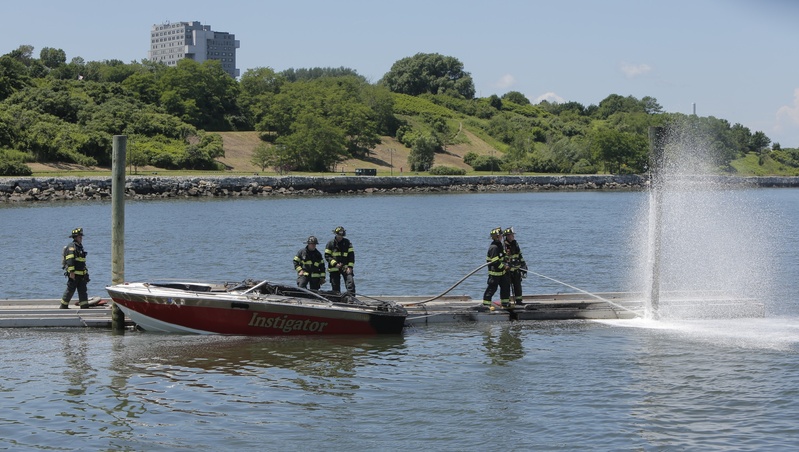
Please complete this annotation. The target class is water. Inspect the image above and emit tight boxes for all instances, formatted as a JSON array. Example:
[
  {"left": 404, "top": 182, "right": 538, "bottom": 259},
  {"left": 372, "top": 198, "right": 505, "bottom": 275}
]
[{"left": 1, "top": 190, "right": 799, "bottom": 450}]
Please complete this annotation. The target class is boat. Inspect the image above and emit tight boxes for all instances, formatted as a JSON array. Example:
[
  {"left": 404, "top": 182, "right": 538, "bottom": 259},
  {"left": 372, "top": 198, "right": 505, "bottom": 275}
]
[{"left": 105, "top": 279, "right": 408, "bottom": 335}]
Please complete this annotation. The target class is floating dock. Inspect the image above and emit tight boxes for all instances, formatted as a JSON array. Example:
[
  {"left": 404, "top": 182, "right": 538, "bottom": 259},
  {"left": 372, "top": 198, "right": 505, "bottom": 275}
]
[
  {"left": 399, "top": 291, "right": 764, "bottom": 324},
  {"left": 398, "top": 292, "right": 640, "bottom": 324},
  {"left": 1, "top": 292, "right": 764, "bottom": 329},
  {"left": 0, "top": 298, "right": 132, "bottom": 328}
]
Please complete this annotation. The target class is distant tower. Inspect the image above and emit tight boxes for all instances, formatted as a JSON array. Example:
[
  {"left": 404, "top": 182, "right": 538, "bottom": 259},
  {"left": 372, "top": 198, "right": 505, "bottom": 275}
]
[
  {"left": 148, "top": 21, "right": 240, "bottom": 77},
  {"left": 692, "top": 103, "right": 696, "bottom": 115}
]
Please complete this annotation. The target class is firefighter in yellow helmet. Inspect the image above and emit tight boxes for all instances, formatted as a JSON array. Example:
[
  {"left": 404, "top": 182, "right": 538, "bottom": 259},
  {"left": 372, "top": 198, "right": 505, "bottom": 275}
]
[
  {"left": 60, "top": 227, "right": 90, "bottom": 309},
  {"left": 482, "top": 227, "right": 511, "bottom": 311}
]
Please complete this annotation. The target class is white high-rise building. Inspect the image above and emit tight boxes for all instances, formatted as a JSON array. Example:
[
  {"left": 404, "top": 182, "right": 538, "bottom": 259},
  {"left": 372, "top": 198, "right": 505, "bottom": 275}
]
[{"left": 149, "top": 21, "right": 240, "bottom": 78}]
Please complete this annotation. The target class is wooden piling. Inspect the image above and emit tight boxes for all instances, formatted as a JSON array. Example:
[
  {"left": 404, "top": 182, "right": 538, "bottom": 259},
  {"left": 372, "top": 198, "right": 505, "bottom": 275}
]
[{"left": 111, "top": 135, "right": 126, "bottom": 330}]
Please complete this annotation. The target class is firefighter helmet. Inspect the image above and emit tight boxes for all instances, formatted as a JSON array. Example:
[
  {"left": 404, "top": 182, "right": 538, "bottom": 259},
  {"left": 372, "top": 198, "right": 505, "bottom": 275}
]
[
  {"left": 503, "top": 227, "right": 515, "bottom": 236},
  {"left": 70, "top": 227, "right": 84, "bottom": 237},
  {"left": 333, "top": 226, "right": 346, "bottom": 236},
  {"left": 490, "top": 227, "right": 502, "bottom": 238},
  {"left": 307, "top": 236, "right": 319, "bottom": 245}
]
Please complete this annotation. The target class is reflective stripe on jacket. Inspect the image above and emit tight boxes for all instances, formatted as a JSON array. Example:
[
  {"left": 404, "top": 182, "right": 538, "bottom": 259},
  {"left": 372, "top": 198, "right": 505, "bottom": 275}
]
[
  {"left": 504, "top": 239, "right": 526, "bottom": 271},
  {"left": 486, "top": 240, "right": 506, "bottom": 276},
  {"left": 325, "top": 237, "right": 354, "bottom": 273},
  {"left": 294, "top": 247, "right": 326, "bottom": 278},
  {"left": 64, "top": 240, "right": 88, "bottom": 275}
]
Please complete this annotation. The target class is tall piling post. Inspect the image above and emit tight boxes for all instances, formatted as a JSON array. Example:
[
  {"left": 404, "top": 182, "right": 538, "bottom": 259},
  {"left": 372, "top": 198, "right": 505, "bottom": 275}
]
[
  {"left": 111, "top": 135, "right": 126, "bottom": 330},
  {"left": 648, "top": 127, "right": 667, "bottom": 320}
]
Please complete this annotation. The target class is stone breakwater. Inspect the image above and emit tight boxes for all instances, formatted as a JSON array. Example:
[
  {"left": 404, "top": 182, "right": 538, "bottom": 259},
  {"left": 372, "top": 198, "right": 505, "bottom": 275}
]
[{"left": 1, "top": 174, "right": 797, "bottom": 203}]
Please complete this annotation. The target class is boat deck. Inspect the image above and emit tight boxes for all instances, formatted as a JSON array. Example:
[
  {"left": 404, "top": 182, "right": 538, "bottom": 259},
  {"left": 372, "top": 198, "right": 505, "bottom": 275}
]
[{"left": 1, "top": 291, "right": 764, "bottom": 329}]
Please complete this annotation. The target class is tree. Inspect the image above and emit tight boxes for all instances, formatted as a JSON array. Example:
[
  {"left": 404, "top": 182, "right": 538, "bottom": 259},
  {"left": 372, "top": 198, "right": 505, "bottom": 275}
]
[
  {"left": 7, "top": 45, "right": 34, "bottom": 65},
  {"left": 182, "top": 132, "right": 224, "bottom": 169},
  {"left": 590, "top": 127, "right": 648, "bottom": 173},
  {"left": 380, "top": 53, "right": 475, "bottom": 99},
  {"left": 593, "top": 94, "right": 652, "bottom": 119},
  {"left": 122, "top": 70, "right": 160, "bottom": 104},
  {"left": 503, "top": 135, "right": 532, "bottom": 173},
  {"left": 239, "top": 67, "right": 283, "bottom": 98},
  {"left": 238, "top": 67, "right": 284, "bottom": 129},
  {"left": 158, "top": 59, "right": 241, "bottom": 131},
  {"left": 488, "top": 94, "right": 502, "bottom": 110},
  {"left": 258, "top": 75, "right": 384, "bottom": 162},
  {"left": 422, "top": 114, "right": 454, "bottom": 151},
  {"left": 641, "top": 96, "right": 663, "bottom": 114},
  {"left": 275, "top": 112, "right": 348, "bottom": 172},
  {"left": 408, "top": 134, "right": 437, "bottom": 171},
  {"left": 280, "top": 66, "right": 363, "bottom": 82},
  {"left": 39, "top": 47, "right": 66, "bottom": 69},
  {"left": 0, "top": 54, "right": 31, "bottom": 100},
  {"left": 751, "top": 131, "right": 771, "bottom": 154},
  {"left": 502, "top": 91, "right": 530, "bottom": 105},
  {"left": 250, "top": 142, "right": 278, "bottom": 171}
]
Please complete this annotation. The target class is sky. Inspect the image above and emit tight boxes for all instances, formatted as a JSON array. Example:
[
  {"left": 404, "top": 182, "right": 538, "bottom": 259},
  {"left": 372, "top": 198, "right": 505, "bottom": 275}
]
[{"left": 3, "top": 0, "right": 799, "bottom": 146}]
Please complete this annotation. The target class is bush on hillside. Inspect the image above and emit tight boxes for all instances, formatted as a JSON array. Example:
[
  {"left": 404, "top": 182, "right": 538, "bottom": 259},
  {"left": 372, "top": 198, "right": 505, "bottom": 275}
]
[
  {"left": 429, "top": 165, "right": 466, "bottom": 175},
  {"left": 0, "top": 160, "right": 32, "bottom": 176}
]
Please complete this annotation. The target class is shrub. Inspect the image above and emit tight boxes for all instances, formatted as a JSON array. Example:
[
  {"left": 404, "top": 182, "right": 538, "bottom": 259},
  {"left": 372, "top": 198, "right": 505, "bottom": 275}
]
[
  {"left": 463, "top": 152, "right": 479, "bottom": 166},
  {"left": 0, "top": 160, "right": 32, "bottom": 176},
  {"left": 429, "top": 165, "right": 466, "bottom": 175},
  {"left": 571, "top": 158, "right": 597, "bottom": 174},
  {"left": 467, "top": 155, "right": 503, "bottom": 171}
]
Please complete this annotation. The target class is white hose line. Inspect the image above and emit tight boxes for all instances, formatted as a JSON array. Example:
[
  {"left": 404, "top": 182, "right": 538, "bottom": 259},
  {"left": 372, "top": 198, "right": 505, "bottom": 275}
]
[{"left": 521, "top": 268, "right": 641, "bottom": 318}]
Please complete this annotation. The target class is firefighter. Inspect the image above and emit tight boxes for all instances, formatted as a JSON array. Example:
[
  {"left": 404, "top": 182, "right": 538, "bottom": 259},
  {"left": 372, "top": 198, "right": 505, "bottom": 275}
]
[
  {"left": 294, "top": 236, "right": 326, "bottom": 290},
  {"left": 482, "top": 227, "right": 511, "bottom": 311},
  {"left": 503, "top": 226, "right": 528, "bottom": 305},
  {"left": 325, "top": 226, "right": 355, "bottom": 294},
  {"left": 60, "top": 227, "right": 90, "bottom": 309}
]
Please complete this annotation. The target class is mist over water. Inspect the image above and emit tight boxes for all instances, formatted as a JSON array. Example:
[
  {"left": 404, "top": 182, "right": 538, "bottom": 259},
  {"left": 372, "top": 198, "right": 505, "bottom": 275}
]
[{"left": 633, "top": 126, "right": 781, "bottom": 319}]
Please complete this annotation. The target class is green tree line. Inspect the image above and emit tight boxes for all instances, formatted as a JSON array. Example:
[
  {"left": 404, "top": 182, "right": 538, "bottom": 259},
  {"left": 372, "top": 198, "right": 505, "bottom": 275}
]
[{"left": 1, "top": 46, "right": 794, "bottom": 176}]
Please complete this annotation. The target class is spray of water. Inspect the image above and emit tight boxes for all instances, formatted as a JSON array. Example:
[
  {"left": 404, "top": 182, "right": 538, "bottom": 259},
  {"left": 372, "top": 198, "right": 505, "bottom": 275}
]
[{"left": 633, "top": 123, "right": 778, "bottom": 320}]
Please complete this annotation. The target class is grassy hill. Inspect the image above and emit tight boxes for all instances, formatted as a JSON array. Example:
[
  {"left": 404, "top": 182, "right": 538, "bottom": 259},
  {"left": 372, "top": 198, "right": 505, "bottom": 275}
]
[
  {"left": 217, "top": 129, "right": 499, "bottom": 175},
  {"left": 25, "top": 129, "right": 500, "bottom": 176},
  {"left": 26, "top": 130, "right": 793, "bottom": 177}
]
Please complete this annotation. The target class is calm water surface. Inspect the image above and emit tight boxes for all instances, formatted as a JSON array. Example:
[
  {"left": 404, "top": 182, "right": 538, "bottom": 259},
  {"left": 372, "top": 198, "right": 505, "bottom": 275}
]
[{"left": 1, "top": 189, "right": 798, "bottom": 450}]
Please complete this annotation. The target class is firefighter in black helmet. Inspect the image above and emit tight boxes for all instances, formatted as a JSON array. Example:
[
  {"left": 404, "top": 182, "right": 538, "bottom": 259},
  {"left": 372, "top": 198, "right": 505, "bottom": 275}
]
[
  {"left": 482, "top": 227, "right": 511, "bottom": 311},
  {"left": 325, "top": 226, "right": 355, "bottom": 294},
  {"left": 503, "top": 226, "right": 528, "bottom": 305},
  {"left": 60, "top": 227, "right": 90, "bottom": 309},
  {"left": 294, "top": 236, "right": 326, "bottom": 290}
]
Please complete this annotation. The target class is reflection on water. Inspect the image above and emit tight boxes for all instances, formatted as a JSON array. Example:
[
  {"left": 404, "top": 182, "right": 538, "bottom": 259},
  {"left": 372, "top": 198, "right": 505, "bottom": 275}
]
[
  {"left": 482, "top": 324, "right": 524, "bottom": 366},
  {"left": 113, "top": 334, "right": 407, "bottom": 377}
]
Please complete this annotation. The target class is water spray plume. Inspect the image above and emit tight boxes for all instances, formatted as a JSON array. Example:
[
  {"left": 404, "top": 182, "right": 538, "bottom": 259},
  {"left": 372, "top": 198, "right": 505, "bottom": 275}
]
[{"left": 639, "top": 123, "right": 775, "bottom": 320}]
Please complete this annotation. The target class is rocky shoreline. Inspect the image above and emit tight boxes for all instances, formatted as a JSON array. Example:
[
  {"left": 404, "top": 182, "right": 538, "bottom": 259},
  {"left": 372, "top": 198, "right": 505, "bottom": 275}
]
[{"left": 1, "top": 174, "right": 797, "bottom": 203}]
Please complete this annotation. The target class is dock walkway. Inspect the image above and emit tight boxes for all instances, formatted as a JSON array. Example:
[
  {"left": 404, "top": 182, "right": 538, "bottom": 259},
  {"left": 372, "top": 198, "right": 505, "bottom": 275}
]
[{"left": 0, "top": 298, "right": 131, "bottom": 328}]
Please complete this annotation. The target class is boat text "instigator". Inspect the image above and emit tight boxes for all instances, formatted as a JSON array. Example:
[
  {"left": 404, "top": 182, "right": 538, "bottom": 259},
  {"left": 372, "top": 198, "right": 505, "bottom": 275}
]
[{"left": 247, "top": 313, "right": 329, "bottom": 333}]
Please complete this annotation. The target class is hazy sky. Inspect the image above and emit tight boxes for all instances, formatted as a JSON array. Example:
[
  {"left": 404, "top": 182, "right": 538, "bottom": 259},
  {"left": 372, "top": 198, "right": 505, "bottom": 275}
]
[{"left": 4, "top": 0, "right": 799, "bottom": 146}]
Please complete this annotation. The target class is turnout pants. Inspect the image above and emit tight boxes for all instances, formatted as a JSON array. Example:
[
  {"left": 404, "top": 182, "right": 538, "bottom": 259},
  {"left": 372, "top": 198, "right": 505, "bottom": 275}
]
[
  {"left": 297, "top": 274, "right": 323, "bottom": 291},
  {"left": 61, "top": 275, "right": 88, "bottom": 308},
  {"left": 483, "top": 274, "right": 510, "bottom": 305},
  {"left": 329, "top": 270, "right": 355, "bottom": 294},
  {"left": 508, "top": 270, "right": 523, "bottom": 303}
]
